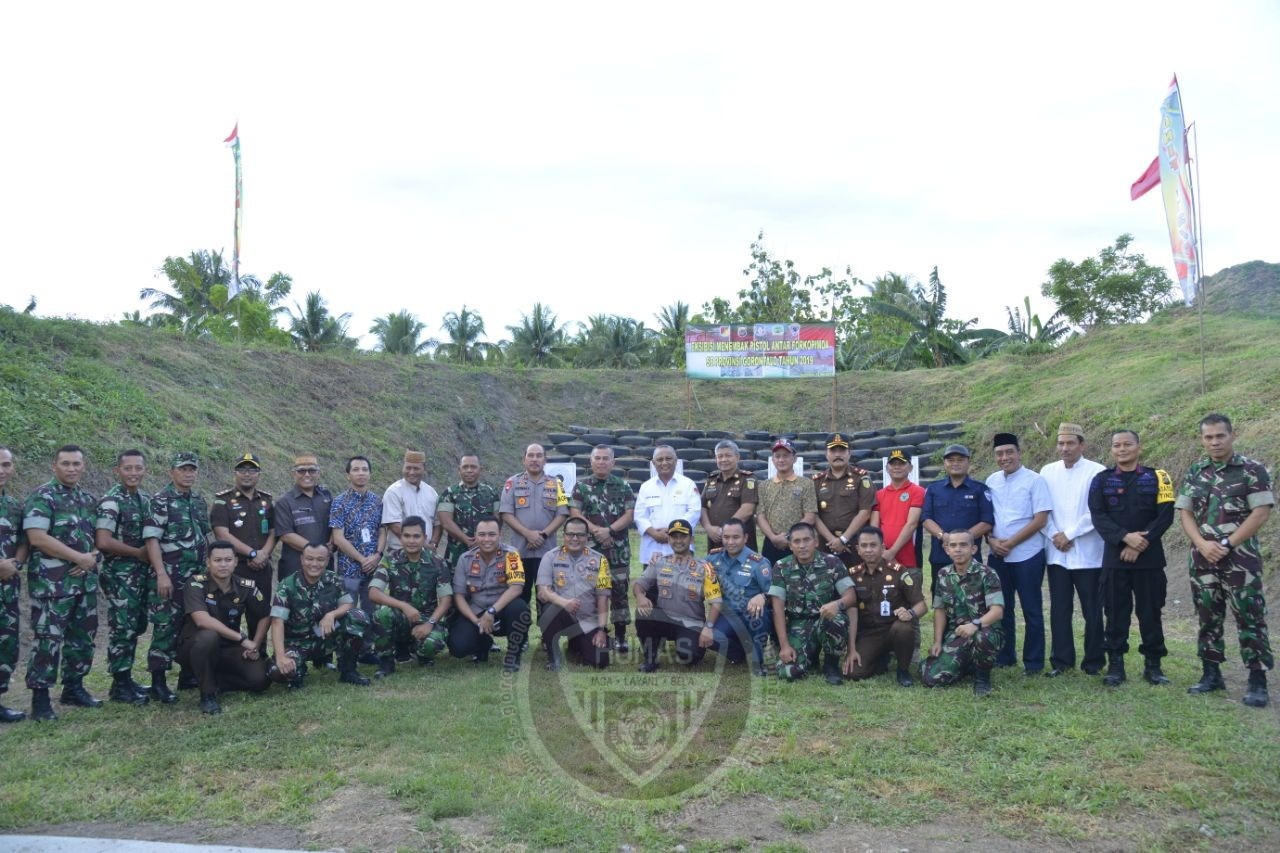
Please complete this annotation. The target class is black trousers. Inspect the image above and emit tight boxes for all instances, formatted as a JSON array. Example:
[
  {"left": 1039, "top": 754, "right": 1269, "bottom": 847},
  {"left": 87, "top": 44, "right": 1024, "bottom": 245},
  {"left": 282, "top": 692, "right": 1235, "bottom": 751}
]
[
  {"left": 1101, "top": 566, "right": 1168, "bottom": 660},
  {"left": 635, "top": 617, "right": 706, "bottom": 666},
  {"left": 177, "top": 629, "right": 269, "bottom": 695},
  {"left": 447, "top": 598, "right": 531, "bottom": 662},
  {"left": 1047, "top": 564, "right": 1104, "bottom": 671},
  {"left": 761, "top": 539, "right": 792, "bottom": 565},
  {"left": 540, "top": 609, "right": 610, "bottom": 669}
]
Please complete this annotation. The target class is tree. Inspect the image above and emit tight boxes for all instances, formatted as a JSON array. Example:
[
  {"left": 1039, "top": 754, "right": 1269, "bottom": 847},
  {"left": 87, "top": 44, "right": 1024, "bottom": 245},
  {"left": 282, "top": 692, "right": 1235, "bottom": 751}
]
[
  {"left": 370, "top": 310, "right": 433, "bottom": 355},
  {"left": 288, "top": 291, "right": 356, "bottom": 352},
  {"left": 993, "top": 296, "right": 1072, "bottom": 354},
  {"left": 1041, "top": 234, "right": 1175, "bottom": 330},
  {"left": 696, "top": 232, "right": 823, "bottom": 325},
  {"left": 139, "top": 249, "right": 293, "bottom": 343},
  {"left": 860, "top": 267, "right": 1004, "bottom": 369},
  {"left": 574, "top": 315, "right": 655, "bottom": 368},
  {"left": 653, "top": 301, "right": 689, "bottom": 368},
  {"left": 437, "top": 307, "right": 498, "bottom": 365},
  {"left": 505, "top": 303, "right": 568, "bottom": 367}
]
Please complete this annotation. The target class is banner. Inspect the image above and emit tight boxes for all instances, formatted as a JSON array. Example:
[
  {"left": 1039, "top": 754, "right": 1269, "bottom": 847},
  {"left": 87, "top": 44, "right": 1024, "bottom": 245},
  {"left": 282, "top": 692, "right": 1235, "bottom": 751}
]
[
  {"left": 224, "top": 123, "right": 243, "bottom": 296},
  {"left": 684, "top": 323, "right": 836, "bottom": 379},
  {"left": 1157, "top": 77, "right": 1199, "bottom": 306}
]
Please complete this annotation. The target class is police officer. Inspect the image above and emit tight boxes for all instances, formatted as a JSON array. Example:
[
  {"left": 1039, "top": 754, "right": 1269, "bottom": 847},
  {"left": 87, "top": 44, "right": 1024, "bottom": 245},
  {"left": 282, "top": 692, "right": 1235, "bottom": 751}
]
[
  {"left": 706, "top": 518, "right": 772, "bottom": 676},
  {"left": 922, "top": 530, "right": 1005, "bottom": 696},
  {"left": 1087, "top": 430, "right": 1175, "bottom": 687},
  {"left": 499, "top": 444, "right": 569, "bottom": 615},
  {"left": 210, "top": 453, "right": 275, "bottom": 642},
  {"left": 812, "top": 433, "right": 875, "bottom": 569},
  {"left": 769, "top": 522, "right": 857, "bottom": 684},
  {"left": 368, "top": 516, "right": 453, "bottom": 677},
  {"left": 95, "top": 449, "right": 152, "bottom": 705},
  {"left": 0, "top": 445, "right": 28, "bottom": 722},
  {"left": 845, "top": 526, "right": 926, "bottom": 686},
  {"left": 178, "top": 541, "right": 270, "bottom": 714},
  {"left": 448, "top": 516, "right": 531, "bottom": 672},
  {"left": 702, "top": 440, "right": 759, "bottom": 552},
  {"left": 632, "top": 519, "right": 721, "bottom": 672},
  {"left": 570, "top": 445, "right": 635, "bottom": 652},
  {"left": 536, "top": 516, "right": 611, "bottom": 670},
  {"left": 268, "top": 541, "right": 370, "bottom": 688}
]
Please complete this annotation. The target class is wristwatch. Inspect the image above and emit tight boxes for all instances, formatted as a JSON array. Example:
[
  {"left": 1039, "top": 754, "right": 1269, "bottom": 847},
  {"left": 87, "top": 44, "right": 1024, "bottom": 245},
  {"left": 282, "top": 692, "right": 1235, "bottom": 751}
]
[
  {"left": 485, "top": 606, "right": 497, "bottom": 617},
  {"left": 971, "top": 618, "right": 983, "bottom": 628},
  {"left": 1219, "top": 537, "right": 1232, "bottom": 550},
  {"left": 249, "top": 549, "right": 258, "bottom": 560}
]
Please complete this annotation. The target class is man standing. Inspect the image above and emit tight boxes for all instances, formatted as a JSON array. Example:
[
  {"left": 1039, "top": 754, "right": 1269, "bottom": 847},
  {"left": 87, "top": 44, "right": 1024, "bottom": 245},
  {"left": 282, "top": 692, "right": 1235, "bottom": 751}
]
[
  {"left": 0, "top": 446, "right": 28, "bottom": 722},
  {"left": 635, "top": 445, "right": 702, "bottom": 571},
  {"left": 143, "top": 451, "right": 211, "bottom": 704},
  {"left": 706, "top": 518, "right": 772, "bottom": 676},
  {"left": 871, "top": 450, "right": 926, "bottom": 570},
  {"left": 537, "top": 516, "right": 611, "bottom": 670},
  {"left": 812, "top": 433, "right": 875, "bottom": 569},
  {"left": 921, "top": 444, "right": 993, "bottom": 592},
  {"left": 1088, "top": 430, "right": 1175, "bottom": 687},
  {"left": 1040, "top": 423, "right": 1106, "bottom": 678},
  {"left": 210, "top": 453, "right": 275, "bottom": 643},
  {"left": 769, "top": 522, "right": 857, "bottom": 684},
  {"left": 985, "top": 433, "right": 1052, "bottom": 674},
  {"left": 844, "top": 526, "right": 926, "bottom": 686},
  {"left": 94, "top": 449, "right": 152, "bottom": 705},
  {"left": 368, "top": 516, "right": 453, "bottom": 677},
  {"left": 273, "top": 455, "right": 333, "bottom": 583},
  {"left": 756, "top": 438, "right": 817, "bottom": 565},
  {"left": 922, "top": 530, "right": 1005, "bottom": 696},
  {"left": 500, "top": 444, "right": 569, "bottom": 613},
  {"left": 329, "top": 455, "right": 386, "bottom": 616},
  {"left": 1176, "top": 413, "right": 1274, "bottom": 708},
  {"left": 382, "top": 449, "right": 439, "bottom": 555},
  {"left": 438, "top": 454, "right": 500, "bottom": 568},
  {"left": 268, "top": 541, "right": 370, "bottom": 688},
  {"left": 633, "top": 520, "right": 720, "bottom": 672},
  {"left": 570, "top": 445, "right": 635, "bottom": 652},
  {"left": 702, "top": 440, "right": 759, "bottom": 552},
  {"left": 448, "top": 516, "right": 530, "bottom": 672},
  {"left": 24, "top": 445, "right": 101, "bottom": 721}
]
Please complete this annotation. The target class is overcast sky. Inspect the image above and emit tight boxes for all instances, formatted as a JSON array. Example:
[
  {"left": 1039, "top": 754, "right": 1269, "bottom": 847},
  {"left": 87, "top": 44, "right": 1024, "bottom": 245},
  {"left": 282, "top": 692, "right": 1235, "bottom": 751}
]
[{"left": 3, "top": 2, "right": 1276, "bottom": 346}]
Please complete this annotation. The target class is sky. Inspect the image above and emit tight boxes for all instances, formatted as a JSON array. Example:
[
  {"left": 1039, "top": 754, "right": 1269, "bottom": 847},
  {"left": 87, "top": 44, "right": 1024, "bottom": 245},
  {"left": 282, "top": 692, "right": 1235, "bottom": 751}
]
[{"left": 3, "top": 2, "right": 1277, "bottom": 347}]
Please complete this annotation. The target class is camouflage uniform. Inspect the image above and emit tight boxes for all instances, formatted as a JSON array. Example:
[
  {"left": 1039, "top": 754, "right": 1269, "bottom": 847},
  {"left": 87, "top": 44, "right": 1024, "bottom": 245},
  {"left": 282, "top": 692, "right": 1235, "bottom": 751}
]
[
  {"left": 921, "top": 562, "right": 1005, "bottom": 686},
  {"left": 24, "top": 480, "right": 100, "bottom": 689},
  {"left": 95, "top": 483, "right": 152, "bottom": 674},
  {"left": 268, "top": 569, "right": 369, "bottom": 682},
  {"left": 438, "top": 481, "right": 501, "bottom": 567},
  {"left": 143, "top": 483, "right": 211, "bottom": 672},
  {"left": 571, "top": 473, "right": 635, "bottom": 628},
  {"left": 370, "top": 551, "right": 453, "bottom": 662},
  {"left": 0, "top": 490, "right": 24, "bottom": 695},
  {"left": 1175, "top": 454, "right": 1275, "bottom": 669},
  {"left": 768, "top": 553, "right": 853, "bottom": 679}
]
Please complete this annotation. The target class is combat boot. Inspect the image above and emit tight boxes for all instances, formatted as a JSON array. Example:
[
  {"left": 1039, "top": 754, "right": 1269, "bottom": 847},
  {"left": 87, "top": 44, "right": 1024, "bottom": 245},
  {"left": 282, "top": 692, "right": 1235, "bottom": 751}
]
[
  {"left": 823, "top": 656, "right": 843, "bottom": 686},
  {"left": 896, "top": 668, "right": 915, "bottom": 688},
  {"left": 30, "top": 688, "right": 57, "bottom": 722},
  {"left": 59, "top": 680, "right": 103, "bottom": 708},
  {"left": 337, "top": 649, "right": 370, "bottom": 686},
  {"left": 149, "top": 670, "right": 178, "bottom": 704},
  {"left": 394, "top": 640, "right": 413, "bottom": 664},
  {"left": 1142, "top": 657, "right": 1171, "bottom": 685},
  {"left": 544, "top": 642, "right": 564, "bottom": 672},
  {"left": 373, "top": 655, "right": 396, "bottom": 679},
  {"left": 613, "top": 625, "right": 630, "bottom": 655},
  {"left": 1103, "top": 654, "right": 1126, "bottom": 687},
  {"left": 199, "top": 692, "right": 222, "bottom": 715},
  {"left": 109, "top": 672, "right": 149, "bottom": 705},
  {"left": 0, "top": 701, "right": 26, "bottom": 723},
  {"left": 176, "top": 667, "right": 199, "bottom": 690},
  {"left": 1187, "top": 661, "right": 1225, "bottom": 694},
  {"left": 1242, "top": 669, "right": 1269, "bottom": 708},
  {"left": 973, "top": 668, "right": 993, "bottom": 696},
  {"left": 502, "top": 646, "right": 523, "bottom": 674}
]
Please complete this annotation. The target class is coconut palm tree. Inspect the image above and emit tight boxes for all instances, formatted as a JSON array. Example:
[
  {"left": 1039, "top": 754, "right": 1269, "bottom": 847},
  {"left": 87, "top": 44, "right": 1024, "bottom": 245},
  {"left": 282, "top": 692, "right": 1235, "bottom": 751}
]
[
  {"left": 288, "top": 291, "right": 356, "bottom": 352},
  {"left": 370, "top": 310, "right": 434, "bottom": 355},
  {"left": 437, "top": 306, "right": 498, "bottom": 365},
  {"left": 505, "top": 303, "right": 568, "bottom": 366}
]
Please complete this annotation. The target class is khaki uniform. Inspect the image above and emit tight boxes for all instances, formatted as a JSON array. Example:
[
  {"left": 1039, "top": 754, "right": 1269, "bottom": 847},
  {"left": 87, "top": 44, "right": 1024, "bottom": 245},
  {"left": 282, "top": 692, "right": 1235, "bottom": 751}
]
[
  {"left": 813, "top": 467, "right": 875, "bottom": 567},
  {"left": 702, "top": 470, "right": 759, "bottom": 550}
]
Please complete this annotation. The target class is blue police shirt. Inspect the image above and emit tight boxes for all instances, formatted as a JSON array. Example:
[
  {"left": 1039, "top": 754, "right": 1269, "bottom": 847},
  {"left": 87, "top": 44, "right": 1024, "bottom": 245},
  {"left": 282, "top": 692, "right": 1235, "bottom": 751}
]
[{"left": 705, "top": 546, "right": 772, "bottom": 614}]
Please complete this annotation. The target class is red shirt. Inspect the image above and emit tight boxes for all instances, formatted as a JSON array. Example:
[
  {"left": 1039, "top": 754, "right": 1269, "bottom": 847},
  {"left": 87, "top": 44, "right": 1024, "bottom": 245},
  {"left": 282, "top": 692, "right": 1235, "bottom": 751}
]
[{"left": 874, "top": 480, "right": 926, "bottom": 567}]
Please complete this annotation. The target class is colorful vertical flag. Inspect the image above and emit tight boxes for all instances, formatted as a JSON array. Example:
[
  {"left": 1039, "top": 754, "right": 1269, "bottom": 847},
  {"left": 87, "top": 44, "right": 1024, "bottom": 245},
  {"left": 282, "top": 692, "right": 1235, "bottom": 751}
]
[
  {"left": 1156, "top": 77, "right": 1199, "bottom": 306},
  {"left": 223, "top": 123, "right": 243, "bottom": 297}
]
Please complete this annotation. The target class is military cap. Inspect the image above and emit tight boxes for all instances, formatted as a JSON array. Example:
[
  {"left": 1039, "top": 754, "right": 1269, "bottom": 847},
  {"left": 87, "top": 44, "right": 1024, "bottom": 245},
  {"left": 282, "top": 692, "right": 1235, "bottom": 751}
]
[
  {"left": 234, "top": 452, "right": 261, "bottom": 470},
  {"left": 771, "top": 437, "right": 796, "bottom": 454},
  {"left": 171, "top": 451, "right": 200, "bottom": 469},
  {"left": 826, "top": 433, "right": 850, "bottom": 449},
  {"left": 993, "top": 433, "right": 1019, "bottom": 449},
  {"left": 942, "top": 443, "right": 971, "bottom": 458},
  {"left": 887, "top": 449, "right": 910, "bottom": 464},
  {"left": 667, "top": 519, "right": 693, "bottom": 536}
]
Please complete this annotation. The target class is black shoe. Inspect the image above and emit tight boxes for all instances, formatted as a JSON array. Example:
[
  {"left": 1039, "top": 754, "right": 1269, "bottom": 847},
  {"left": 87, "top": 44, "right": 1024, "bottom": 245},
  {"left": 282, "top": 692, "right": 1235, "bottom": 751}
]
[
  {"left": 973, "top": 669, "right": 993, "bottom": 696},
  {"left": 358, "top": 651, "right": 381, "bottom": 666},
  {"left": 0, "top": 702, "right": 26, "bottom": 723},
  {"left": 31, "top": 688, "right": 57, "bottom": 721},
  {"left": 373, "top": 656, "right": 395, "bottom": 679},
  {"left": 1142, "top": 659, "right": 1171, "bottom": 685},
  {"left": 823, "top": 665, "right": 844, "bottom": 686},
  {"left": 394, "top": 643, "right": 413, "bottom": 664},
  {"left": 1081, "top": 663, "right": 1102, "bottom": 676},
  {"left": 1187, "top": 661, "right": 1225, "bottom": 694},
  {"left": 1103, "top": 655, "right": 1126, "bottom": 687},
  {"left": 502, "top": 654, "right": 523, "bottom": 674},
  {"left": 109, "top": 678, "right": 150, "bottom": 706},
  {"left": 1243, "top": 670, "right": 1269, "bottom": 708},
  {"left": 59, "top": 682, "right": 103, "bottom": 708},
  {"left": 177, "top": 669, "right": 199, "bottom": 690},
  {"left": 199, "top": 693, "right": 222, "bottom": 715},
  {"left": 896, "top": 668, "right": 914, "bottom": 688},
  {"left": 339, "top": 669, "right": 371, "bottom": 686},
  {"left": 638, "top": 661, "right": 659, "bottom": 673},
  {"left": 150, "top": 672, "right": 178, "bottom": 704},
  {"left": 614, "top": 637, "right": 630, "bottom": 654},
  {"left": 1044, "top": 668, "right": 1066, "bottom": 678}
]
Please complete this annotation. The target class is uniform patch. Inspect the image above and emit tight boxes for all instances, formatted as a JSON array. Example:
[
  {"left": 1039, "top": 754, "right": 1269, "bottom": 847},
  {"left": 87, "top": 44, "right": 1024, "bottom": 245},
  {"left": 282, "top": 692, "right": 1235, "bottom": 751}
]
[{"left": 903, "top": 574, "right": 913, "bottom": 586}]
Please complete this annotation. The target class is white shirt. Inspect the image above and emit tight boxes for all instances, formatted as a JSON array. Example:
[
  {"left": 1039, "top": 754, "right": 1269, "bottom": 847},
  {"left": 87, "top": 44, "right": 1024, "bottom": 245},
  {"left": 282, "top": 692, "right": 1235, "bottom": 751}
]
[
  {"left": 985, "top": 465, "right": 1054, "bottom": 563},
  {"left": 634, "top": 474, "right": 702, "bottom": 565},
  {"left": 382, "top": 478, "right": 440, "bottom": 551},
  {"left": 1039, "top": 457, "right": 1106, "bottom": 569}
]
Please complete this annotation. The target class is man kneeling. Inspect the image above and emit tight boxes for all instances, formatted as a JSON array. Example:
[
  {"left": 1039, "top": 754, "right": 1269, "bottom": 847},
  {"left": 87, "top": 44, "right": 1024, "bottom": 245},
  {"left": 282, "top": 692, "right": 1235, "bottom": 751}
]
[
  {"left": 922, "top": 530, "right": 1005, "bottom": 695},
  {"left": 844, "top": 526, "right": 926, "bottom": 686},
  {"left": 447, "top": 516, "right": 530, "bottom": 673},
  {"left": 632, "top": 520, "right": 721, "bottom": 672},
  {"left": 368, "top": 516, "right": 453, "bottom": 677},
  {"left": 537, "top": 517, "right": 611, "bottom": 670}
]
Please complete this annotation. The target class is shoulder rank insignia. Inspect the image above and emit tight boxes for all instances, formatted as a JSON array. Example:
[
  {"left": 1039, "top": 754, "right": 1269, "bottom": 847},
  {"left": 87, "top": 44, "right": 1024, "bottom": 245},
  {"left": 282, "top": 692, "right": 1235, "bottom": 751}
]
[{"left": 192, "top": 573, "right": 208, "bottom": 583}]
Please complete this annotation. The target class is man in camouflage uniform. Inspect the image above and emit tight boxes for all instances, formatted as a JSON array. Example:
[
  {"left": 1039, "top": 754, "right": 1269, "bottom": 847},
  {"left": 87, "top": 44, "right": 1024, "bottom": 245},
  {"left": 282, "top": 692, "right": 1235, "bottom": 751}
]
[
  {"left": 269, "top": 541, "right": 371, "bottom": 687},
  {"left": 368, "top": 515, "right": 453, "bottom": 677},
  {"left": 143, "top": 451, "right": 212, "bottom": 704},
  {"left": 0, "top": 445, "right": 29, "bottom": 722},
  {"left": 844, "top": 526, "right": 926, "bottom": 686},
  {"left": 768, "top": 522, "right": 857, "bottom": 684},
  {"left": 922, "top": 530, "right": 1005, "bottom": 695},
  {"left": 570, "top": 444, "right": 635, "bottom": 652},
  {"left": 812, "top": 433, "right": 875, "bottom": 569},
  {"left": 438, "top": 454, "right": 501, "bottom": 568},
  {"left": 24, "top": 444, "right": 102, "bottom": 721},
  {"left": 94, "top": 449, "right": 152, "bottom": 705},
  {"left": 1176, "top": 413, "right": 1274, "bottom": 708}
]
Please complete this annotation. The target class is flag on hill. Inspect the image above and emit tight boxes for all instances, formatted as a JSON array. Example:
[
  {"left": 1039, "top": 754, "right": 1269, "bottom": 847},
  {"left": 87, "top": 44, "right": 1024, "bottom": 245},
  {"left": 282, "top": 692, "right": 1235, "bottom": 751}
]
[{"left": 224, "top": 123, "right": 243, "bottom": 297}]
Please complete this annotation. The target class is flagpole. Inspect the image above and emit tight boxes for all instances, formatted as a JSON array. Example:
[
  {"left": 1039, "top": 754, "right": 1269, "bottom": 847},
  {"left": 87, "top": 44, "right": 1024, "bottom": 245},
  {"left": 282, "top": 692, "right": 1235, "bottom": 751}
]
[{"left": 1187, "top": 121, "right": 1206, "bottom": 395}]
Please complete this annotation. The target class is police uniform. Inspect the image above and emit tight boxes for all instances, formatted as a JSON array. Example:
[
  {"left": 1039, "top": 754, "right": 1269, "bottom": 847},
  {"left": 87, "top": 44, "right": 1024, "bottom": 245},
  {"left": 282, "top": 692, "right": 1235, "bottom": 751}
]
[
  {"left": 536, "top": 545, "right": 611, "bottom": 668},
  {"left": 705, "top": 546, "right": 772, "bottom": 669},
  {"left": 921, "top": 562, "right": 1005, "bottom": 690},
  {"left": 178, "top": 573, "right": 270, "bottom": 695},
  {"left": 635, "top": 540, "right": 722, "bottom": 669},
  {"left": 499, "top": 471, "right": 569, "bottom": 610},
  {"left": 845, "top": 558, "right": 924, "bottom": 681},
  {"left": 447, "top": 543, "right": 531, "bottom": 669},
  {"left": 813, "top": 435, "right": 875, "bottom": 568},
  {"left": 570, "top": 473, "right": 635, "bottom": 639},
  {"left": 210, "top": 480, "right": 274, "bottom": 635},
  {"left": 702, "top": 469, "right": 759, "bottom": 551}
]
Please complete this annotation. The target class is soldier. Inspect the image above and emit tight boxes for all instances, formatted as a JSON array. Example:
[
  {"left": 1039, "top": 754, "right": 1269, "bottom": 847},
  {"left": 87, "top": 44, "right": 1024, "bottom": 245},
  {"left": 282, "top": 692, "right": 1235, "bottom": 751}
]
[
  {"left": 210, "top": 453, "right": 275, "bottom": 642},
  {"left": 769, "top": 521, "right": 857, "bottom": 684},
  {"left": 268, "top": 541, "right": 371, "bottom": 688},
  {"left": 438, "top": 453, "right": 500, "bottom": 567},
  {"left": 23, "top": 445, "right": 101, "bottom": 721},
  {"left": 273, "top": 454, "right": 333, "bottom": 582},
  {"left": 706, "top": 518, "right": 772, "bottom": 676},
  {"left": 812, "top": 433, "right": 874, "bottom": 569},
  {"left": 382, "top": 449, "right": 440, "bottom": 555},
  {"left": 570, "top": 444, "right": 635, "bottom": 652},
  {"left": 448, "top": 516, "right": 531, "bottom": 673},
  {"left": 500, "top": 444, "right": 569, "bottom": 614},
  {"left": 844, "top": 526, "right": 926, "bottom": 686},
  {"left": 0, "top": 445, "right": 29, "bottom": 722},
  {"left": 94, "top": 449, "right": 152, "bottom": 705},
  {"left": 922, "top": 530, "right": 1005, "bottom": 696},
  {"left": 701, "top": 440, "right": 759, "bottom": 552},
  {"left": 1088, "top": 430, "right": 1175, "bottom": 687},
  {"left": 536, "top": 516, "right": 611, "bottom": 670},
  {"left": 368, "top": 516, "right": 453, "bottom": 677},
  {"left": 143, "top": 451, "right": 212, "bottom": 704},
  {"left": 1176, "top": 413, "right": 1274, "bottom": 708},
  {"left": 632, "top": 519, "right": 721, "bottom": 672},
  {"left": 178, "top": 541, "right": 270, "bottom": 714}
]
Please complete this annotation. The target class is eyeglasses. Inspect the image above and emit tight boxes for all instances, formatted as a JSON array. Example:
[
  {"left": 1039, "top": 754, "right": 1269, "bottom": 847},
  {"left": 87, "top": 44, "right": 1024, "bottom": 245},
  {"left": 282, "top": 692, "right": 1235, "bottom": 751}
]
[
  {"left": 563, "top": 531, "right": 589, "bottom": 538},
  {"left": 294, "top": 467, "right": 319, "bottom": 474}
]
